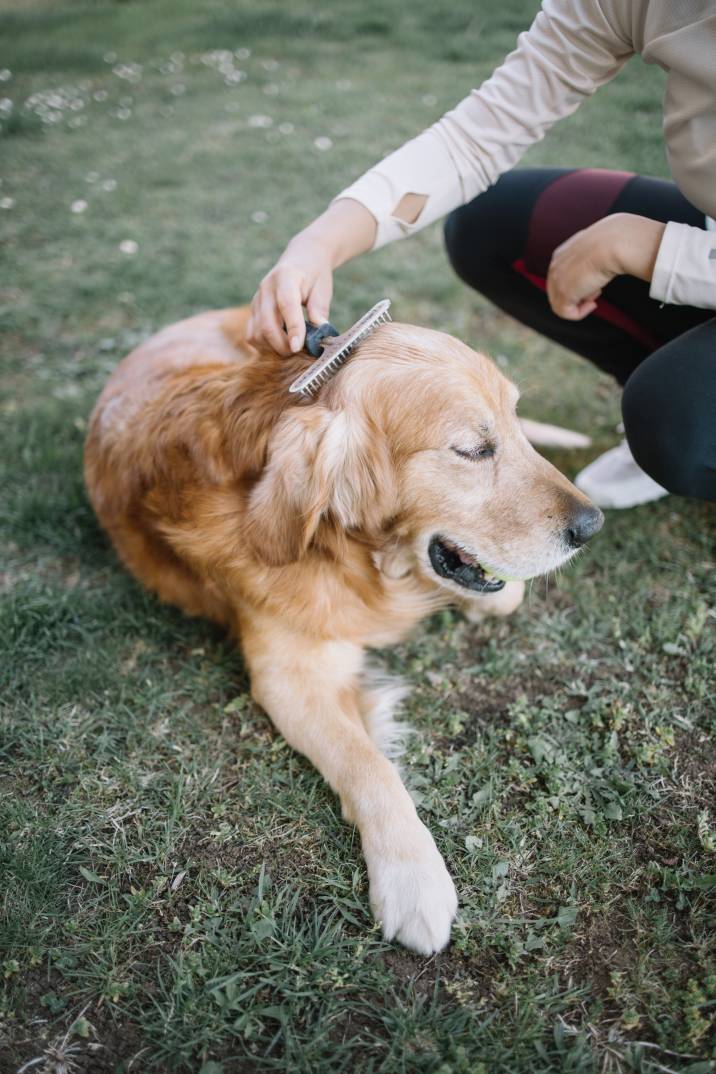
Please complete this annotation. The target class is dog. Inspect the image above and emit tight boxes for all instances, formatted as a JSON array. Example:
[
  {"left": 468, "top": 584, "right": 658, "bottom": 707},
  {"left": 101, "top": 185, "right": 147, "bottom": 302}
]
[{"left": 84, "top": 307, "right": 603, "bottom": 955}]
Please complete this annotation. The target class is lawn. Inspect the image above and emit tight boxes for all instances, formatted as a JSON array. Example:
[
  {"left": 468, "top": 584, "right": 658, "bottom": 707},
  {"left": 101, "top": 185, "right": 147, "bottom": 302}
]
[{"left": 1, "top": 1, "right": 714, "bottom": 1071}]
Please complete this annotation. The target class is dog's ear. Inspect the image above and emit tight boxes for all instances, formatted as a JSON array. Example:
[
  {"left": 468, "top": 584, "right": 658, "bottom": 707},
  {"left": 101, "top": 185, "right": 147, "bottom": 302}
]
[{"left": 246, "top": 404, "right": 396, "bottom": 567}]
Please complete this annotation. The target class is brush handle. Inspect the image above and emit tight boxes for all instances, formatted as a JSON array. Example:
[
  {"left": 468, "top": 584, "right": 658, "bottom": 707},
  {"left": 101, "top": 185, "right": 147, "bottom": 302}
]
[{"left": 303, "top": 318, "right": 339, "bottom": 358}]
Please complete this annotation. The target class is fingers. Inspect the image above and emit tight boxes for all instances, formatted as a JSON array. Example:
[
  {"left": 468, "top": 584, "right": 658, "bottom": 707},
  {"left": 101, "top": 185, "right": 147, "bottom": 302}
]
[
  {"left": 547, "top": 219, "right": 621, "bottom": 320},
  {"left": 246, "top": 292, "right": 264, "bottom": 348},
  {"left": 549, "top": 272, "right": 601, "bottom": 319},
  {"left": 546, "top": 232, "right": 590, "bottom": 318},
  {"left": 546, "top": 261, "right": 567, "bottom": 318},
  {"left": 306, "top": 274, "right": 333, "bottom": 327},
  {"left": 573, "top": 293, "right": 599, "bottom": 319},
  {"left": 546, "top": 251, "right": 595, "bottom": 319},
  {"left": 257, "top": 287, "right": 292, "bottom": 355},
  {"left": 549, "top": 291, "right": 598, "bottom": 320},
  {"left": 275, "top": 276, "right": 306, "bottom": 353},
  {"left": 246, "top": 276, "right": 292, "bottom": 356},
  {"left": 247, "top": 244, "right": 335, "bottom": 356},
  {"left": 247, "top": 275, "right": 332, "bottom": 355},
  {"left": 556, "top": 300, "right": 598, "bottom": 321}
]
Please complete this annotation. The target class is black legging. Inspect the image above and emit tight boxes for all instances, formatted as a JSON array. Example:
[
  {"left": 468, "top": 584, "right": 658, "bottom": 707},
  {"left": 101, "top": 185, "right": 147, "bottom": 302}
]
[{"left": 443, "top": 168, "right": 716, "bottom": 502}]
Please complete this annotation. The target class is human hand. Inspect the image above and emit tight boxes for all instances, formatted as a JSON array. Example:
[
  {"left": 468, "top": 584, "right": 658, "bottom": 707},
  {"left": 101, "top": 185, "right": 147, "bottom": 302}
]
[
  {"left": 547, "top": 213, "right": 665, "bottom": 321},
  {"left": 246, "top": 237, "right": 334, "bottom": 356},
  {"left": 246, "top": 198, "right": 377, "bottom": 356}
]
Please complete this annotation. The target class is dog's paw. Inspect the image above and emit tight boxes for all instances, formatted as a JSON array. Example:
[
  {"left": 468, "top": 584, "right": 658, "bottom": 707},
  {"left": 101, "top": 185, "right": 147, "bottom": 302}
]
[
  {"left": 461, "top": 578, "right": 525, "bottom": 622},
  {"left": 366, "top": 830, "right": 458, "bottom": 955}
]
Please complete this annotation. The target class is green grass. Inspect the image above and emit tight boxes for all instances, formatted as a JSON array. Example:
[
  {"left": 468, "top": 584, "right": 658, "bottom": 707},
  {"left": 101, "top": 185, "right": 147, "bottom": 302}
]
[{"left": 1, "top": 1, "right": 714, "bottom": 1071}]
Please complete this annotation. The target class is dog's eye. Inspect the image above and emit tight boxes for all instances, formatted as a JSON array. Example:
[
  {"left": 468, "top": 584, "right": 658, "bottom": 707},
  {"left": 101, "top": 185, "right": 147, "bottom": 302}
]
[{"left": 452, "top": 444, "right": 495, "bottom": 461}]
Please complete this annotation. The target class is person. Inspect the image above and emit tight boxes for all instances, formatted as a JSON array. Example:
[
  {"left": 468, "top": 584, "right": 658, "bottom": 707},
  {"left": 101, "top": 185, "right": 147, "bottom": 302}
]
[{"left": 247, "top": 0, "right": 716, "bottom": 509}]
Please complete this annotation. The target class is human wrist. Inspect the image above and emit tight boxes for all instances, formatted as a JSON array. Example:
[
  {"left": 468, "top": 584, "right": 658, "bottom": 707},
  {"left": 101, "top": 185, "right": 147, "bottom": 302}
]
[
  {"left": 282, "top": 229, "right": 335, "bottom": 270},
  {"left": 287, "top": 199, "right": 377, "bottom": 270},
  {"left": 609, "top": 213, "right": 665, "bottom": 282}
]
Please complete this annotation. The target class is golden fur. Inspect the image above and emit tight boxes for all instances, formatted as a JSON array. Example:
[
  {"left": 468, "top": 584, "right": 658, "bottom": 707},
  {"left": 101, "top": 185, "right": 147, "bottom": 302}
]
[{"left": 85, "top": 307, "right": 601, "bottom": 954}]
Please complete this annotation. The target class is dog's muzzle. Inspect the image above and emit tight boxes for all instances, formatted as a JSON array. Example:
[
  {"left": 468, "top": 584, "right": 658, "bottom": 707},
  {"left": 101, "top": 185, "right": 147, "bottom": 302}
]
[{"left": 428, "top": 536, "right": 506, "bottom": 593}]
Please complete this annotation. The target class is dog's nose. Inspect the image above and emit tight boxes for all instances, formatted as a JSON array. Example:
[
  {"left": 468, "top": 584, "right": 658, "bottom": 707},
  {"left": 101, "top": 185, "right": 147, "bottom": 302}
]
[{"left": 564, "top": 502, "right": 604, "bottom": 548}]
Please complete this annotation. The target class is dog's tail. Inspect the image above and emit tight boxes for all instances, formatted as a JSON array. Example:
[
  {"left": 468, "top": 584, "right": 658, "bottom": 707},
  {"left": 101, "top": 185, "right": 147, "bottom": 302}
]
[{"left": 520, "top": 418, "right": 591, "bottom": 449}]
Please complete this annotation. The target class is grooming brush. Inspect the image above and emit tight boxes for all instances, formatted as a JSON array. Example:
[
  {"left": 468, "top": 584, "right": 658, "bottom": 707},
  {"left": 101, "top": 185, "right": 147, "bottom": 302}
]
[{"left": 288, "top": 299, "right": 392, "bottom": 397}]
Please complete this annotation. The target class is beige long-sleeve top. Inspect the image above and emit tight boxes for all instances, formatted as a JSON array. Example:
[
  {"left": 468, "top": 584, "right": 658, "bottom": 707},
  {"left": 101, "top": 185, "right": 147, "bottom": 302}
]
[{"left": 333, "top": 0, "right": 716, "bottom": 310}]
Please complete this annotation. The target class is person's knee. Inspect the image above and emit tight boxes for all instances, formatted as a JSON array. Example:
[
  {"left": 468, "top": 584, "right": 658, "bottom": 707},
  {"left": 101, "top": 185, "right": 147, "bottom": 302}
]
[
  {"left": 443, "top": 194, "right": 507, "bottom": 291},
  {"left": 622, "top": 349, "right": 714, "bottom": 499}
]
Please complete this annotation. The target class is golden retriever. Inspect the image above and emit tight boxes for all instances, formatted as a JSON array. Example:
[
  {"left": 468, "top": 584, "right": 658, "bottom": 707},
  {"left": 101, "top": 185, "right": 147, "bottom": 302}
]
[{"left": 84, "top": 307, "right": 603, "bottom": 955}]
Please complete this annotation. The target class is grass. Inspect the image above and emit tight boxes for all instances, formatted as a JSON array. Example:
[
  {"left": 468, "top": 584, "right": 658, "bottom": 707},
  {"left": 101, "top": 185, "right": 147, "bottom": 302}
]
[{"left": 0, "top": 1, "right": 714, "bottom": 1071}]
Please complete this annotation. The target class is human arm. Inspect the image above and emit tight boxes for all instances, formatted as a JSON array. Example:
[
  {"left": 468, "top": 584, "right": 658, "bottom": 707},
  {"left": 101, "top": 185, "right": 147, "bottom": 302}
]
[
  {"left": 331, "top": 0, "right": 638, "bottom": 250},
  {"left": 648, "top": 221, "right": 716, "bottom": 310},
  {"left": 546, "top": 214, "right": 665, "bottom": 320},
  {"left": 248, "top": 0, "right": 637, "bottom": 353},
  {"left": 547, "top": 215, "right": 716, "bottom": 318}
]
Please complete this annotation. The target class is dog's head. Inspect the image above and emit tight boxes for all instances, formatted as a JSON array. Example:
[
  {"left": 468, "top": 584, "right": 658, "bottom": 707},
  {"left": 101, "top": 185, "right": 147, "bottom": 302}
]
[{"left": 246, "top": 322, "right": 603, "bottom": 594}]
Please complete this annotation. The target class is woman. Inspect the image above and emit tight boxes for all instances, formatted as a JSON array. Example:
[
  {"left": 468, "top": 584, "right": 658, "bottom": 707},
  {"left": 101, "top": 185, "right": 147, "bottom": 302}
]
[{"left": 247, "top": 0, "right": 716, "bottom": 508}]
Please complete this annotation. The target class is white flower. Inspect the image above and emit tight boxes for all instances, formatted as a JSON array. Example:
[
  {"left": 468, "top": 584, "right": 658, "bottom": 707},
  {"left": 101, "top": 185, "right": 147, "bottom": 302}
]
[
  {"left": 0, "top": 196, "right": 15, "bottom": 209},
  {"left": 0, "top": 70, "right": 11, "bottom": 82},
  {"left": 103, "top": 51, "right": 117, "bottom": 63},
  {"left": 262, "top": 59, "right": 278, "bottom": 71},
  {"left": 102, "top": 179, "right": 117, "bottom": 192},
  {"left": 0, "top": 98, "right": 13, "bottom": 114},
  {"left": 93, "top": 90, "right": 108, "bottom": 102},
  {"left": 278, "top": 122, "right": 294, "bottom": 135},
  {"left": 313, "top": 136, "right": 332, "bottom": 151},
  {"left": 71, "top": 199, "right": 88, "bottom": 213},
  {"left": 248, "top": 114, "right": 272, "bottom": 128},
  {"left": 422, "top": 93, "right": 437, "bottom": 106},
  {"left": 86, "top": 171, "right": 99, "bottom": 183},
  {"left": 170, "top": 83, "right": 186, "bottom": 96},
  {"left": 235, "top": 48, "right": 250, "bottom": 60},
  {"left": 251, "top": 210, "right": 268, "bottom": 223},
  {"left": 119, "top": 239, "right": 138, "bottom": 255},
  {"left": 113, "top": 62, "right": 142, "bottom": 84}
]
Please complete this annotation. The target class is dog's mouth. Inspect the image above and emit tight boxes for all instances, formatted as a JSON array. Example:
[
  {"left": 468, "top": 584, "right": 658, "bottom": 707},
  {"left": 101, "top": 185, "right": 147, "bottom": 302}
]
[{"left": 428, "top": 536, "right": 506, "bottom": 593}]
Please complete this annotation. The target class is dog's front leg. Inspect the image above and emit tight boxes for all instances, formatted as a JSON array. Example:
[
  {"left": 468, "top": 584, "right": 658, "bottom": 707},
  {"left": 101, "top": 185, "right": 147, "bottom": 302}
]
[{"left": 241, "top": 619, "right": 457, "bottom": 955}]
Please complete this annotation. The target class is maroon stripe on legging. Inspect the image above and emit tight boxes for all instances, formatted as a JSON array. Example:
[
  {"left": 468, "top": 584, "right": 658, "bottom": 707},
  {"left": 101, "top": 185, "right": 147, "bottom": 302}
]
[
  {"left": 524, "top": 168, "right": 634, "bottom": 277},
  {"left": 517, "top": 167, "right": 663, "bottom": 351},
  {"left": 511, "top": 258, "right": 662, "bottom": 352}
]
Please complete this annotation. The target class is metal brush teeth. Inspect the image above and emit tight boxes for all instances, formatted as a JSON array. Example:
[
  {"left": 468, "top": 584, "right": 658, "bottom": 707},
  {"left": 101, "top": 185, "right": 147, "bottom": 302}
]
[{"left": 289, "top": 299, "right": 392, "bottom": 397}]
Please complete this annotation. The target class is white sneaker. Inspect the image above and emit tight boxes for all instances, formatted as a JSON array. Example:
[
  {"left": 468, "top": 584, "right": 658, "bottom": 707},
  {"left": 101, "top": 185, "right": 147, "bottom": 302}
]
[{"left": 575, "top": 439, "right": 668, "bottom": 509}]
